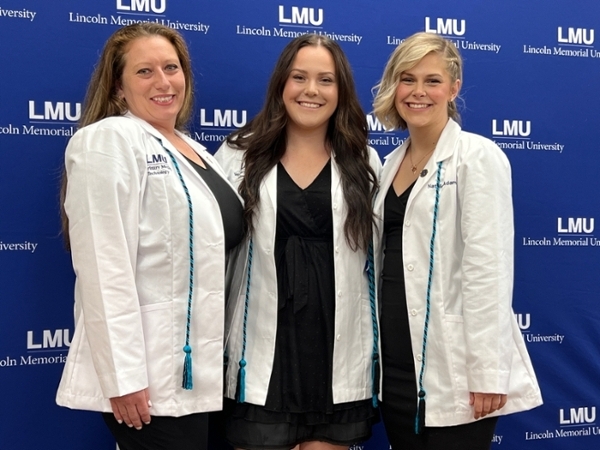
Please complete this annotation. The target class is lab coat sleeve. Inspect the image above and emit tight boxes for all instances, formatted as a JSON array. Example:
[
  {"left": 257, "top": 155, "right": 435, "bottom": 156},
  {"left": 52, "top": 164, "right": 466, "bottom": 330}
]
[
  {"left": 457, "top": 138, "right": 514, "bottom": 394},
  {"left": 64, "top": 125, "right": 148, "bottom": 399}
]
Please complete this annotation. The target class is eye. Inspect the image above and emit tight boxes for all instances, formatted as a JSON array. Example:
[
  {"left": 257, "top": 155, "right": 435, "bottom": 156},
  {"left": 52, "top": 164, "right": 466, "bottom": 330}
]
[
  {"left": 400, "top": 77, "right": 414, "bottom": 84},
  {"left": 165, "top": 64, "right": 179, "bottom": 71},
  {"left": 136, "top": 68, "right": 151, "bottom": 75},
  {"left": 320, "top": 77, "right": 334, "bottom": 84},
  {"left": 427, "top": 79, "right": 442, "bottom": 85},
  {"left": 292, "top": 74, "right": 305, "bottom": 81}
]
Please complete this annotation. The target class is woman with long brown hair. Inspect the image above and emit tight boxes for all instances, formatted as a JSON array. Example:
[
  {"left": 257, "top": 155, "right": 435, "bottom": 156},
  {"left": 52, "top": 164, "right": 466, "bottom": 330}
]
[
  {"left": 215, "top": 34, "right": 381, "bottom": 450},
  {"left": 56, "top": 23, "right": 244, "bottom": 450}
]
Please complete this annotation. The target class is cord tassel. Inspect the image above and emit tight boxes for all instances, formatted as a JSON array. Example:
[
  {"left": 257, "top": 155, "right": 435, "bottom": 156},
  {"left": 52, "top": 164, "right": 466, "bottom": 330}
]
[
  {"left": 182, "top": 345, "right": 193, "bottom": 390},
  {"left": 415, "top": 389, "right": 426, "bottom": 434},
  {"left": 365, "top": 240, "right": 380, "bottom": 409},
  {"left": 162, "top": 142, "right": 196, "bottom": 393},
  {"left": 236, "top": 359, "right": 247, "bottom": 403},
  {"left": 371, "top": 352, "right": 380, "bottom": 407},
  {"left": 414, "top": 162, "right": 442, "bottom": 435}
]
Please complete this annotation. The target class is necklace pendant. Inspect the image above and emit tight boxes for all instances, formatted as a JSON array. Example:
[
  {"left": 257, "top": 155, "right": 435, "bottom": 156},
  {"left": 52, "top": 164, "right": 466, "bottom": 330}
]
[{"left": 411, "top": 166, "right": 417, "bottom": 174}]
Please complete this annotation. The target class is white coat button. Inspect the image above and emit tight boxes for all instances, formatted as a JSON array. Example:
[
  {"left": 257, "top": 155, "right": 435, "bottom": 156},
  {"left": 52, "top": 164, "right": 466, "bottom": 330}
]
[
  {"left": 333, "top": 203, "right": 338, "bottom": 210},
  {"left": 411, "top": 309, "right": 418, "bottom": 316},
  {"left": 405, "top": 220, "right": 411, "bottom": 227},
  {"left": 337, "top": 291, "right": 342, "bottom": 297},
  {"left": 407, "top": 264, "right": 414, "bottom": 271},
  {"left": 265, "top": 249, "right": 271, "bottom": 254},
  {"left": 336, "top": 334, "right": 341, "bottom": 341},
  {"left": 416, "top": 355, "right": 422, "bottom": 362},
  {"left": 335, "top": 246, "right": 339, "bottom": 253}
]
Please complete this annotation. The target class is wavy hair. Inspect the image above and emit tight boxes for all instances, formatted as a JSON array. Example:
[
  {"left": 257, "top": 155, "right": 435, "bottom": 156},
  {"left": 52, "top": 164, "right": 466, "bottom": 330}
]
[
  {"left": 373, "top": 32, "right": 462, "bottom": 130},
  {"left": 61, "top": 23, "right": 194, "bottom": 248},
  {"left": 228, "top": 34, "right": 377, "bottom": 251}
]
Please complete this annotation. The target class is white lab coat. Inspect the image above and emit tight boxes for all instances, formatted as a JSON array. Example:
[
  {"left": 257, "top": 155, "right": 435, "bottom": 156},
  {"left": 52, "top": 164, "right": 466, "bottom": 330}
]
[
  {"left": 214, "top": 142, "right": 382, "bottom": 405},
  {"left": 56, "top": 112, "right": 239, "bottom": 416},
  {"left": 374, "top": 119, "right": 542, "bottom": 426}
]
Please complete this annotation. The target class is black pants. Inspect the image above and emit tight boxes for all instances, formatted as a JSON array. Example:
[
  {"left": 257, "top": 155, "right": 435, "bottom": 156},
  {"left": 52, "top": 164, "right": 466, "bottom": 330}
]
[
  {"left": 103, "top": 412, "right": 208, "bottom": 450},
  {"left": 381, "top": 401, "right": 498, "bottom": 450},
  {"left": 380, "top": 359, "right": 499, "bottom": 450}
]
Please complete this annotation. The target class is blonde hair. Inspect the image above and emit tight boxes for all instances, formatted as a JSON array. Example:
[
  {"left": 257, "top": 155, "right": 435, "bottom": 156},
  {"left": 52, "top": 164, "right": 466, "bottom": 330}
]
[{"left": 373, "top": 32, "right": 462, "bottom": 130}]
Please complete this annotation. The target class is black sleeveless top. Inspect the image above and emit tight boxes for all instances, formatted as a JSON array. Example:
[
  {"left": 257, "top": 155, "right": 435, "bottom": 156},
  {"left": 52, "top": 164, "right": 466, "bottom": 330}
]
[{"left": 185, "top": 156, "right": 244, "bottom": 251}]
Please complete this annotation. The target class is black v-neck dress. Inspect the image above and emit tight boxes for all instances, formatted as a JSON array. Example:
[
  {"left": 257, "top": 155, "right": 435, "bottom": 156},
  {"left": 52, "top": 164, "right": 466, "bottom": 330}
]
[
  {"left": 379, "top": 182, "right": 498, "bottom": 449},
  {"left": 224, "top": 160, "right": 377, "bottom": 449}
]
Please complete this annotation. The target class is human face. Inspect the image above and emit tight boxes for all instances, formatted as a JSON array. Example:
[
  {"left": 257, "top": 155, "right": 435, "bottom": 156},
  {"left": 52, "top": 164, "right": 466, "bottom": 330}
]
[
  {"left": 282, "top": 45, "right": 338, "bottom": 135},
  {"left": 117, "top": 36, "right": 185, "bottom": 133},
  {"left": 395, "top": 52, "right": 460, "bottom": 134}
]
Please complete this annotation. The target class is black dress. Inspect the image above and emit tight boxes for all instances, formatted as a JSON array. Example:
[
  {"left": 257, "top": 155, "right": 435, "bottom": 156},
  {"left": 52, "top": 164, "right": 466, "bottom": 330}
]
[
  {"left": 224, "top": 160, "right": 377, "bottom": 450},
  {"left": 379, "top": 183, "right": 497, "bottom": 450}
]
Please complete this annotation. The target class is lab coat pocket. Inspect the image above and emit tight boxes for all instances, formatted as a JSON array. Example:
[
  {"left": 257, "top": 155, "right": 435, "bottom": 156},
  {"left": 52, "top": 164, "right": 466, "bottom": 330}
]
[
  {"left": 442, "top": 314, "right": 468, "bottom": 394},
  {"left": 140, "top": 302, "right": 174, "bottom": 395}
]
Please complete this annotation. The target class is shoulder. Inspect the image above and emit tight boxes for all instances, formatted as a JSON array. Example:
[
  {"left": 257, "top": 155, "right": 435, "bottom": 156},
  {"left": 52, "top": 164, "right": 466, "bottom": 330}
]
[
  {"left": 214, "top": 139, "right": 245, "bottom": 171},
  {"left": 455, "top": 129, "right": 510, "bottom": 169},
  {"left": 71, "top": 116, "right": 144, "bottom": 144},
  {"left": 86, "top": 115, "right": 142, "bottom": 134},
  {"left": 66, "top": 116, "right": 153, "bottom": 162}
]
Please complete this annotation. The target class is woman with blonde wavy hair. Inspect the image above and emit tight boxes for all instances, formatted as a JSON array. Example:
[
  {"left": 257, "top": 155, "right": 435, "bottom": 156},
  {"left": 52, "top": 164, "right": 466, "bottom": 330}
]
[{"left": 372, "top": 32, "right": 542, "bottom": 449}]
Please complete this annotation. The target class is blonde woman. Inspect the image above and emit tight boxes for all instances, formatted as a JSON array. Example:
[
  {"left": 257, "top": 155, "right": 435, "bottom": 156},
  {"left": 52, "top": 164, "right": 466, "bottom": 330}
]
[{"left": 372, "top": 32, "right": 542, "bottom": 449}]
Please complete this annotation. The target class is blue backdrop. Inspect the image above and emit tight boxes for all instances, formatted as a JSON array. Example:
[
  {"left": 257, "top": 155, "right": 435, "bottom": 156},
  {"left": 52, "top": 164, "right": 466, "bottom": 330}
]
[{"left": 1, "top": 0, "right": 599, "bottom": 448}]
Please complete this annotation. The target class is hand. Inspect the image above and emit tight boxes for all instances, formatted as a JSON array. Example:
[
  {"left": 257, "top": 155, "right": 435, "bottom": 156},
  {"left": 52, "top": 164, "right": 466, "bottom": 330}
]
[
  {"left": 469, "top": 392, "right": 507, "bottom": 419},
  {"left": 109, "top": 388, "right": 152, "bottom": 430}
]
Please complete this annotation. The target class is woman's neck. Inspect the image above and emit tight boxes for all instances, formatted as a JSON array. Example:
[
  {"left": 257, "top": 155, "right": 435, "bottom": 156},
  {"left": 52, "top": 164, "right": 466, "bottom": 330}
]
[
  {"left": 407, "top": 120, "right": 448, "bottom": 157},
  {"left": 284, "top": 125, "right": 329, "bottom": 157}
]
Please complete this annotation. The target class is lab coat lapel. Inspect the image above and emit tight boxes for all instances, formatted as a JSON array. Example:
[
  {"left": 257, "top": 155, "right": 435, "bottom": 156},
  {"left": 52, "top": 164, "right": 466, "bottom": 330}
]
[{"left": 405, "top": 120, "right": 460, "bottom": 211}]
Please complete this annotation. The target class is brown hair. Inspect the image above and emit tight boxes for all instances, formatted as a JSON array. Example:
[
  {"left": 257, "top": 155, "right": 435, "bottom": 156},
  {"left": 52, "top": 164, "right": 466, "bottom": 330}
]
[
  {"left": 61, "top": 23, "right": 194, "bottom": 248},
  {"left": 373, "top": 32, "right": 462, "bottom": 130},
  {"left": 228, "top": 34, "right": 377, "bottom": 251}
]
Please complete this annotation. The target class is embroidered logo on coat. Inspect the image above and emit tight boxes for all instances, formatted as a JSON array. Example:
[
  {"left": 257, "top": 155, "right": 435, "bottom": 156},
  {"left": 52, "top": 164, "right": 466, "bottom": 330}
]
[{"left": 146, "top": 153, "right": 171, "bottom": 176}]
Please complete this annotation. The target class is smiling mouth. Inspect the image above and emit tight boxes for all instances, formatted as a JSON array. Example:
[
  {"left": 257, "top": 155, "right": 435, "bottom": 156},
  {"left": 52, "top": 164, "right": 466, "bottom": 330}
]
[
  {"left": 406, "top": 103, "right": 431, "bottom": 109},
  {"left": 298, "top": 101, "right": 322, "bottom": 109},
  {"left": 152, "top": 95, "right": 175, "bottom": 104}
]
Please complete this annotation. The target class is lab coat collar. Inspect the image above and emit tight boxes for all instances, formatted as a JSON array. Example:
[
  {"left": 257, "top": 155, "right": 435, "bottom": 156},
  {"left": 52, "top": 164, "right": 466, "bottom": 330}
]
[
  {"left": 124, "top": 112, "right": 244, "bottom": 204},
  {"left": 377, "top": 119, "right": 461, "bottom": 211}
]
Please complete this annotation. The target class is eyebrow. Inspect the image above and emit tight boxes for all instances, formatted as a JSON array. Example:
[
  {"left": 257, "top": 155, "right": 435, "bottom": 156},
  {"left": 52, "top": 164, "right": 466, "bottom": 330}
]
[
  {"left": 130, "top": 58, "right": 180, "bottom": 67},
  {"left": 290, "top": 68, "right": 335, "bottom": 76},
  {"left": 401, "top": 70, "right": 444, "bottom": 77}
]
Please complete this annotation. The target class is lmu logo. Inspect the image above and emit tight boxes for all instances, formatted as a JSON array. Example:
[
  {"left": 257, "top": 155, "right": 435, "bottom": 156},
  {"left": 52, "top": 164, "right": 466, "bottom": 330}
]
[
  {"left": 492, "top": 119, "right": 531, "bottom": 137},
  {"left": 27, "top": 329, "right": 71, "bottom": 349},
  {"left": 366, "top": 114, "right": 391, "bottom": 132},
  {"left": 278, "top": 5, "right": 323, "bottom": 26},
  {"left": 116, "top": 0, "right": 166, "bottom": 14},
  {"left": 557, "top": 27, "right": 594, "bottom": 45},
  {"left": 425, "top": 17, "right": 466, "bottom": 36},
  {"left": 560, "top": 406, "right": 596, "bottom": 425},
  {"left": 29, "top": 101, "right": 81, "bottom": 122},
  {"left": 557, "top": 217, "right": 594, "bottom": 234},
  {"left": 200, "top": 109, "right": 247, "bottom": 128}
]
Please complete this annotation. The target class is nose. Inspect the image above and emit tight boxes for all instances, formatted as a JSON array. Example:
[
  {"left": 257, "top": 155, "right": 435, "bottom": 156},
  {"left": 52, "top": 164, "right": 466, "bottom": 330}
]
[
  {"left": 413, "top": 81, "right": 426, "bottom": 97},
  {"left": 304, "top": 79, "right": 318, "bottom": 96},
  {"left": 154, "top": 70, "right": 170, "bottom": 90}
]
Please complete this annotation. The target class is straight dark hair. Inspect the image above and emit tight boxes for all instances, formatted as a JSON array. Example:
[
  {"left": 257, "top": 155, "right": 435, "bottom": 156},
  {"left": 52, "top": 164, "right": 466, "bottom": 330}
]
[{"left": 228, "top": 34, "right": 377, "bottom": 251}]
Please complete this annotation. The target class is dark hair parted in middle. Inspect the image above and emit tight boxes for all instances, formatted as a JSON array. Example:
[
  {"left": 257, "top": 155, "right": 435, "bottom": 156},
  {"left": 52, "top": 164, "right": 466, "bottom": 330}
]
[{"left": 227, "top": 34, "right": 378, "bottom": 251}]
